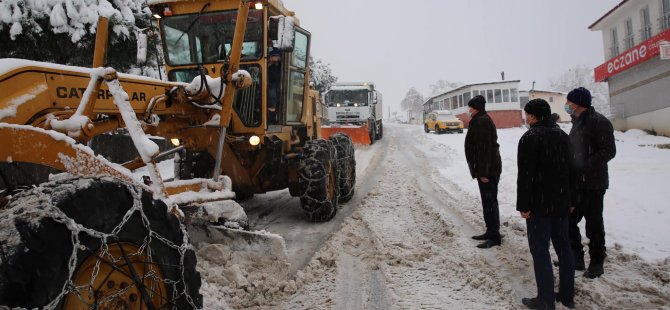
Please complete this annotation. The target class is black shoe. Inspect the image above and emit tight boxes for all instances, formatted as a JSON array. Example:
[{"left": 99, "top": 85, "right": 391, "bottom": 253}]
[
  {"left": 583, "top": 263, "right": 603, "bottom": 279},
  {"left": 476, "top": 239, "right": 501, "bottom": 249},
  {"left": 556, "top": 294, "right": 575, "bottom": 309},
  {"left": 521, "top": 297, "right": 553, "bottom": 310},
  {"left": 472, "top": 233, "right": 489, "bottom": 240}
]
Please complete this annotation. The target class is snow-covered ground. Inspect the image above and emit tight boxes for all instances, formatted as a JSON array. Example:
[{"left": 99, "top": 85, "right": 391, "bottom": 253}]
[
  {"left": 415, "top": 123, "right": 670, "bottom": 262},
  {"left": 127, "top": 123, "right": 670, "bottom": 308}
]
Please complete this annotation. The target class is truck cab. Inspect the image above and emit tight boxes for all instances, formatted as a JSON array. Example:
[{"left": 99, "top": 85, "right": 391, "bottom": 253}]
[{"left": 323, "top": 82, "right": 383, "bottom": 143}]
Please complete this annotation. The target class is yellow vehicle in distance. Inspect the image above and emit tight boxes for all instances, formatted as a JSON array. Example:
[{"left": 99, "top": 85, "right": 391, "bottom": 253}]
[{"left": 424, "top": 110, "right": 464, "bottom": 134}]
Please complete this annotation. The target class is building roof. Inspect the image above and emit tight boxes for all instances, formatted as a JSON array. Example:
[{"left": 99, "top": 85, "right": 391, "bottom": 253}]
[
  {"left": 524, "top": 89, "right": 566, "bottom": 95},
  {"left": 425, "top": 80, "right": 521, "bottom": 103},
  {"left": 589, "top": 0, "right": 629, "bottom": 30}
]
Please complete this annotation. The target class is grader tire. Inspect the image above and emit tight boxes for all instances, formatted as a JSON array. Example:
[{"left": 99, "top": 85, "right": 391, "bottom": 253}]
[
  {"left": 299, "top": 139, "right": 340, "bottom": 221},
  {"left": 0, "top": 177, "right": 202, "bottom": 309},
  {"left": 329, "top": 133, "right": 356, "bottom": 203}
]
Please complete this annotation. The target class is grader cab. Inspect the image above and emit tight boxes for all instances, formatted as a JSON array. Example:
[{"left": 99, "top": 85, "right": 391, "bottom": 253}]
[{"left": 0, "top": 0, "right": 355, "bottom": 308}]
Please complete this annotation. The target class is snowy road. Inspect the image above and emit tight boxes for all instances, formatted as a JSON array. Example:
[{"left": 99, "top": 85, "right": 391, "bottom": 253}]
[{"left": 200, "top": 123, "right": 670, "bottom": 309}]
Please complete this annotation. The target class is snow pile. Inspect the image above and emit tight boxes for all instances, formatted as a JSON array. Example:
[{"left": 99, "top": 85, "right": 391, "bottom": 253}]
[{"left": 195, "top": 232, "right": 291, "bottom": 308}]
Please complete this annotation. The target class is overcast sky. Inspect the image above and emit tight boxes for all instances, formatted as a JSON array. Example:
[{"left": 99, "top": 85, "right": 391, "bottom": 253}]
[{"left": 282, "top": 0, "right": 621, "bottom": 115}]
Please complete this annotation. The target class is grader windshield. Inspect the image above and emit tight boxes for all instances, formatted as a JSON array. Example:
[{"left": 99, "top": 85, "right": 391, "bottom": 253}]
[{"left": 161, "top": 9, "right": 264, "bottom": 76}]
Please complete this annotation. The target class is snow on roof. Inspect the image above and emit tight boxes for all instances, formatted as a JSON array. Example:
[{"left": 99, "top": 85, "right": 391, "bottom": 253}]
[
  {"left": 424, "top": 80, "right": 521, "bottom": 103},
  {"left": 589, "top": 0, "right": 629, "bottom": 30},
  {"left": 328, "top": 85, "right": 371, "bottom": 91}
]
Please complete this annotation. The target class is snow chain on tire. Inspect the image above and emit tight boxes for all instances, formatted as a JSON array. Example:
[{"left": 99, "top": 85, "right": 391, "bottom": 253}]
[
  {"left": 0, "top": 177, "right": 202, "bottom": 309},
  {"left": 298, "top": 139, "right": 340, "bottom": 221},
  {"left": 329, "top": 133, "right": 356, "bottom": 203}
]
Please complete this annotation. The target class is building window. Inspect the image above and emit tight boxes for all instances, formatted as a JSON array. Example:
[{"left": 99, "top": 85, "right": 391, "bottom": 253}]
[
  {"left": 662, "top": 0, "right": 670, "bottom": 31},
  {"left": 486, "top": 89, "right": 494, "bottom": 103},
  {"left": 549, "top": 96, "right": 554, "bottom": 103},
  {"left": 473, "top": 90, "right": 479, "bottom": 97},
  {"left": 494, "top": 89, "right": 502, "bottom": 103},
  {"left": 451, "top": 96, "right": 457, "bottom": 110},
  {"left": 458, "top": 94, "right": 463, "bottom": 107},
  {"left": 463, "top": 91, "right": 471, "bottom": 106},
  {"left": 511, "top": 88, "right": 518, "bottom": 102},
  {"left": 625, "top": 19, "right": 635, "bottom": 50},
  {"left": 641, "top": 6, "right": 652, "bottom": 41},
  {"left": 610, "top": 27, "right": 620, "bottom": 58},
  {"left": 503, "top": 89, "right": 510, "bottom": 102}
]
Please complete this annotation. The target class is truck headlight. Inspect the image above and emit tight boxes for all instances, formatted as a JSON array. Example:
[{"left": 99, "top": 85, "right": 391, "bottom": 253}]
[
  {"left": 336, "top": 103, "right": 341, "bottom": 107},
  {"left": 170, "top": 138, "right": 180, "bottom": 146}
]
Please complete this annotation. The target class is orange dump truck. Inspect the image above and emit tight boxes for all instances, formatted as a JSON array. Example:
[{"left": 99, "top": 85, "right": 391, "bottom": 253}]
[{"left": 321, "top": 82, "right": 383, "bottom": 145}]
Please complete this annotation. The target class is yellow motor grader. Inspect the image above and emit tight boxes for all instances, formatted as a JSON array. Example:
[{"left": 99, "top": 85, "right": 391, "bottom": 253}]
[{"left": 0, "top": 0, "right": 355, "bottom": 308}]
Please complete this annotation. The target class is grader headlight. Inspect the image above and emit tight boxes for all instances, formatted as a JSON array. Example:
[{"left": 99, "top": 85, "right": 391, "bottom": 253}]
[{"left": 249, "top": 135, "right": 261, "bottom": 146}]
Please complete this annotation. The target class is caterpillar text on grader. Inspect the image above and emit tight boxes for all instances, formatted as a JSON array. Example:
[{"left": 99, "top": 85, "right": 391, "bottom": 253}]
[{"left": 0, "top": 0, "right": 355, "bottom": 308}]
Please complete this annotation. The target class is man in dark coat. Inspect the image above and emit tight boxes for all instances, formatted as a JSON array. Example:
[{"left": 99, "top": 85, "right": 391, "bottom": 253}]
[
  {"left": 465, "top": 95, "right": 502, "bottom": 248},
  {"left": 565, "top": 87, "right": 616, "bottom": 279},
  {"left": 518, "top": 99, "right": 575, "bottom": 310}
]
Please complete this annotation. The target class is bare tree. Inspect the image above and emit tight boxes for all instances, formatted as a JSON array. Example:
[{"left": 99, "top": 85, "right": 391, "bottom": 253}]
[
  {"left": 400, "top": 87, "right": 424, "bottom": 122},
  {"left": 549, "top": 65, "right": 612, "bottom": 118},
  {"left": 429, "top": 80, "right": 463, "bottom": 96}
]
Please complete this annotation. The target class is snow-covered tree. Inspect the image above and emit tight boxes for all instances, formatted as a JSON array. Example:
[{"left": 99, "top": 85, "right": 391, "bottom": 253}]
[
  {"left": 0, "top": 0, "right": 161, "bottom": 78},
  {"left": 309, "top": 56, "right": 337, "bottom": 94},
  {"left": 400, "top": 87, "right": 424, "bottom": 122},
  {"left": 549, "top": 65, "right": 612, "bottom": 118},
  {"left": 429, "top": 80, "right": 463, "bottom": 96}
]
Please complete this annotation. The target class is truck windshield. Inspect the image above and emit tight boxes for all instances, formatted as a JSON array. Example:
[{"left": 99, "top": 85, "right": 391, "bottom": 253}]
[
  {"left": 161, "top": 10, "right": 263, "bottom": 65},
  {"left": 326, "top": 90, "right": 369, "bottom": 107}
]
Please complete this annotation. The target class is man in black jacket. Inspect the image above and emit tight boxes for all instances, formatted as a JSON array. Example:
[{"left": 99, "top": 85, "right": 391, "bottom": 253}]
[
  {"left": 465, "top": 95, "right": 502, "bottom": 248},
  {"left": 565, "top": 87, "right": 616, "bottom": 279},
  {"left": 518, "top": 99, "right": 575, "bottom": 310}
]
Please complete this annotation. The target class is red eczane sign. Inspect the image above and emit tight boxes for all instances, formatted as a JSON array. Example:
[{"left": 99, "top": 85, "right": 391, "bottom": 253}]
[{"left": 594, "top": 28, "right": 670, "bottom": 82}]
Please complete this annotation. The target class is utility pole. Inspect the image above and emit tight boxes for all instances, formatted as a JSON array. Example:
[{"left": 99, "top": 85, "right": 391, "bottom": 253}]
[{"left": 501, "top": 71, "right": 505, "bottom": 81}]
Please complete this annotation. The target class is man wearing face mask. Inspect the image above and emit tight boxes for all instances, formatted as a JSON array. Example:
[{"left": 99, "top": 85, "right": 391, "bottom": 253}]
[
  {"left": 465, "top": 95, "right": 502, "bottom": 248},
  {"left": 564, "top": 87, "right": 616, "bottom": 279}
]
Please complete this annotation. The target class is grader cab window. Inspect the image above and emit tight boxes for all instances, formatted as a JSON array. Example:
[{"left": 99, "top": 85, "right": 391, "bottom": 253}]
[
  {"left": 161, "top": 10, "right": 264, "bottom": 66},
  {"left": 286, "top": 29, "right": 310, "bottom": 123}
]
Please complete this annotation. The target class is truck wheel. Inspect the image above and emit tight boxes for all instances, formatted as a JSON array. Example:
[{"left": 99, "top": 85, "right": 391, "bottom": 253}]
[
  {"left": 435, "top": 125, "right": 441, "bottom": 134},
  {"left": 0, "top": 177, "right": 202, "bottom": 309},
  {"left": 329, "top": 133, "right": 356, "bottom": 203},
  {"left": 377, "top": 122, "right": 383, "bottom": 139},
  {"left": 424, "top": 124, "right": 429, "bottom": 133},
  {"left": 299, "top": 139, "right": 339, "bottom": 221},
  {"left": 369, "top": 126, "right": 376, "bottom": 145}
]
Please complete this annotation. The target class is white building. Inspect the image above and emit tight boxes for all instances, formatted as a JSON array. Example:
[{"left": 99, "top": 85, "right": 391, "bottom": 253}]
[
  {"left": 590, "top": 0, "right": 670, "bottom": 136},
  {"left": 519, "top": 90, "right": 569, "bottom": 123},
  {"left": 423, "top": 81, "right": 522, "bottom": 128}
]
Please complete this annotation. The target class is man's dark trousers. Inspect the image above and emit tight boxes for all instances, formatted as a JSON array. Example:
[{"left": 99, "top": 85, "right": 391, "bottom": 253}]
[
  {"left": 569, "top": 189, "right": 607, "bottom": 264},
  {"left": 477, "top": 175, "right": 500, "bottom": 241},
  {"left": 527, "top": 215, "right": 575, "bottom": 305}
]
